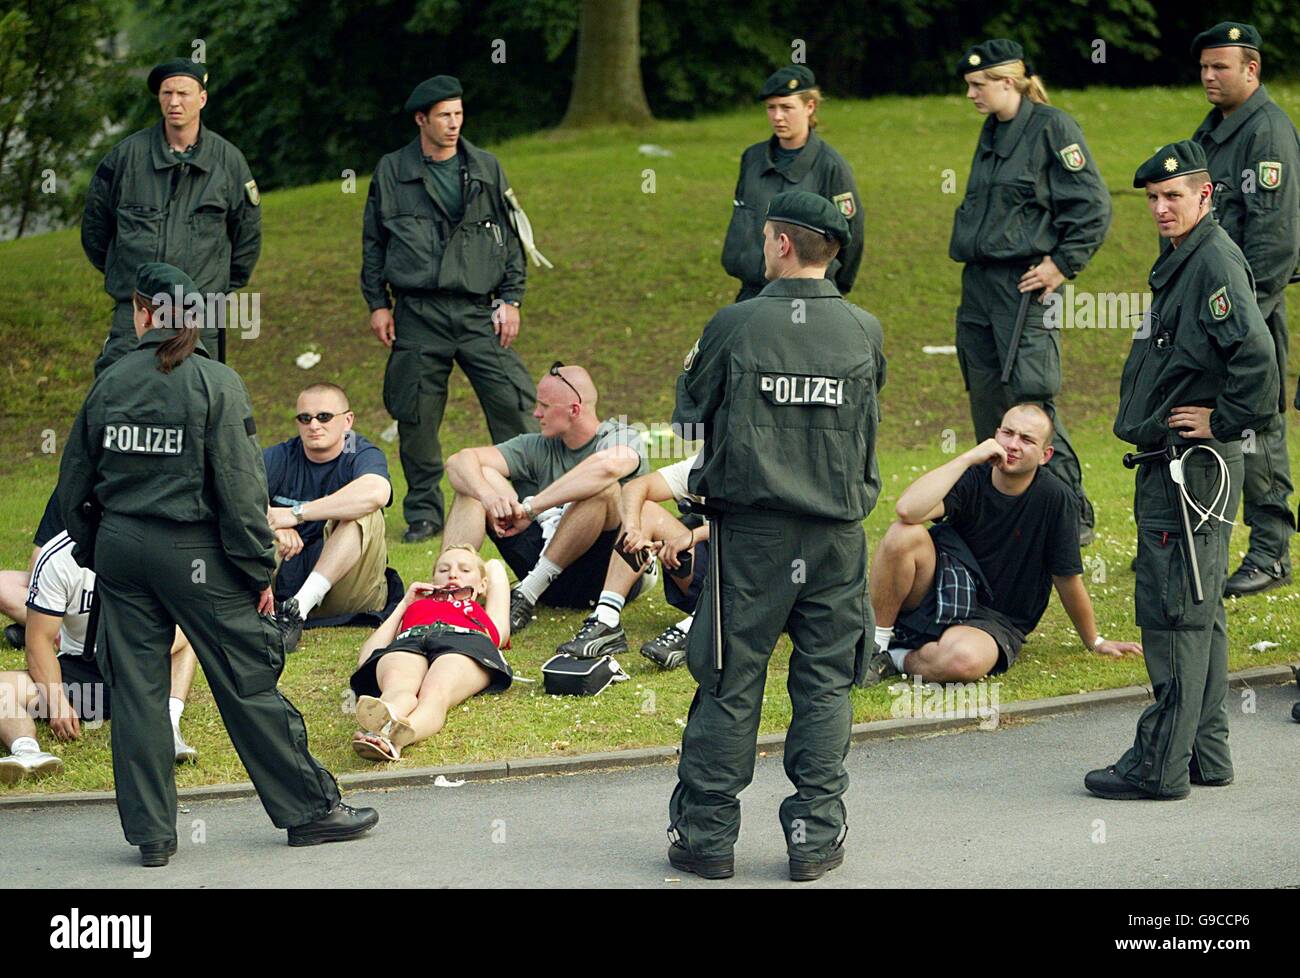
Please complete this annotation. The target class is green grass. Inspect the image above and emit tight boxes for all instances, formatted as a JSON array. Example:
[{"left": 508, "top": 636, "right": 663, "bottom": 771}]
[{"left": 3, "top": 85, "right": 1299, "bottom": 794}]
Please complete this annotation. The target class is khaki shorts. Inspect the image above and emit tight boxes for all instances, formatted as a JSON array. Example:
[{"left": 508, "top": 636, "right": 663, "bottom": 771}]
[{"left": 272, "top": 508, "right": 390, "bottom": 619}]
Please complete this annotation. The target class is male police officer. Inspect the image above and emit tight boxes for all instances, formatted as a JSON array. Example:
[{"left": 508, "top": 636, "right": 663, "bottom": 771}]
[
  {"left": 722, "top": 66, "right": 864, "bottom": 302},
  {"left": 1085, "top": 142, "right": 1277, "bottom": 801},
  {"left": 668, "top": 191, "right": 884, "bottom": 881},
  {"left": 1190, "top": 22, "right": 1300, "bottom": 596},
  {"left": 363, "top": 75, "right": 540, "bottom": 544},
  {"left": 82, "top": 59, "right": 261, "bottom": 373}
]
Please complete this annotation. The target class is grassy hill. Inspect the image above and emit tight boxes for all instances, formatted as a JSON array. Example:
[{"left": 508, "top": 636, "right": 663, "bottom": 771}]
[{"left": 3, "top": 84, "right": 1299, "bottom": 793}]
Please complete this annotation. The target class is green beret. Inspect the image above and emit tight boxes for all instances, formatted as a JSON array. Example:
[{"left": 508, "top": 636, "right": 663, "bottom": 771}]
[
  {"left": 404, "top": 75, "right": 463, "bottom": 115},
  {"left": 759, "top": 65, "right": 816, "bottom": 100},
  {"left": 956, "top": 39, "right": 1027, "bottom": 77},
  {"left": 1132, "top": 140, "right": 1209, "bottom": 188},
  {"left": 135, "top": 262, "right": 200, "bottom": 303},
  {"left": 765, "top": 190, "right": 851, "bottom": 247},
  {"left": 1191, "top": 21, "right": 1262, "bottom": 56},
  {"left": 147, "top": 59, "right": 208, "bottom": 95}
]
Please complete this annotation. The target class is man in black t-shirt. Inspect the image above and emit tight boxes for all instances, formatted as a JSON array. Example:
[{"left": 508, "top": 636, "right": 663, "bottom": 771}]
[{"left": 861, "top": 403, "right": 1141, "bottom": 685}]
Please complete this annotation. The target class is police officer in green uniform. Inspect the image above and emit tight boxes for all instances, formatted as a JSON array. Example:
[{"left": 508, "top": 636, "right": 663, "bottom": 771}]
[
  {"left": 1086, "top": 142, "right": 1278, "bottom": 800},
  {"left": 363, "top": 75, "right": 539, "bottom": 544},
  {"left": 668, "top": 191, "right": 884, "bottom": 882},
  {"left": 56, "top": 264, "right": 377, "bottom": 866},
  {"left": 1189, "top": 22, "right": 1300, "bottom": 596},
  {"left": 951, "top": 40, "right": 1111, "bottom": 543},
  {"left": 722, "top": 66, "right": 864, "bottom": 302},
  {"left": 81, "top": 60, "right": 262, "bottom": 373}
]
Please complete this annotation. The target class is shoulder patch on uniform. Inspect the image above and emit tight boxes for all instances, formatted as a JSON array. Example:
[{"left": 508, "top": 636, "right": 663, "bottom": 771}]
[
  {"left": 1057, "top": 143, "right": 1086, "bottom": 172},
  {"left": 244, "top": 179, "right": 260, "bottom": 206},
  {"left": 1208, "top": 285, "right": 1231, "bottom": 321},
  {"left": 94, "top": 161, "right": 114, "bottom": 184},
  {"left": 832, "top": 191, "right": 856, "bottom": 219},
  {"left": 1258, "top": 161, "right": 1282, "bottom": 190},
  {"left": 683, "top": 339, "right": 700, "bottom": 372},
  {"left": 244, "top": 416, "right": 257, "bottom": 435}
]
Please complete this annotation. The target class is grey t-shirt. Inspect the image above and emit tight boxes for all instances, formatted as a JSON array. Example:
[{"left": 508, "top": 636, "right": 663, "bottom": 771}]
[{"left": 496, "top": 419, "right": 649, "bottom": 499}]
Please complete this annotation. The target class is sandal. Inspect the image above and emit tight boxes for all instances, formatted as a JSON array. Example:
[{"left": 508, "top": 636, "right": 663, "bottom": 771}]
[
  {"left": 389, "top": 717, "right": 417, "bottom": 749},
  {"left": 351, "top": 731, "right": 401, "bottom": 762},
  {"left": 355, "top": 695, "right": 395, "bottom": 735}
]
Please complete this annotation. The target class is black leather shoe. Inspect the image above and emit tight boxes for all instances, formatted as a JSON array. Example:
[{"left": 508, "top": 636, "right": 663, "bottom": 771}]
[
  {"left": 790, "top": 842, "right": 846, "bottom": 882},
  {"left": 668, "top": 841, "right": 734, "bottom": 879},
  {"left": 3, "top": 623, "right": 24, "bottom": 650},
  {"left": 1189, "top": 761, "right": 1233, "bottom": 787},
  {"left": 402, "top": 520, "right": 439, "bottom": 544},
  {"left": 1291, "top": 701, "right": 1300, "bottom": 723},
  {"left": 1085, "top": 765, "right": 1188, "bottom": 800},
  {"left": 287, "top": 802, "right": 379, "bottom": 847},
  {"left": 139, "top": 839, "right": 177, "bottom": 868},
  {"left": 268, "top": 597, "right": 304, "bottom": 654},
  {"left": 1223, "top": 560, "right": 1291, "bottom": 597}
]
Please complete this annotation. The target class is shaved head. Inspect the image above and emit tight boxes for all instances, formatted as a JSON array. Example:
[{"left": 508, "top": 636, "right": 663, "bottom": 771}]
[
  {"left": 1004, "top": 402, "right": 1054, "bottom": 447},
  {"left": 542, "top": 364, "right": 598, "bottom": 410}
]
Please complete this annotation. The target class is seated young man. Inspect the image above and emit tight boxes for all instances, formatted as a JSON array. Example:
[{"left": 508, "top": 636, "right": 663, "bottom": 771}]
[
  {"left": 264, "top": 383, "right": 395, "bottom": 645},
  {"left": 0, "top": 490, "right": 75, "bottom": 650},
  {"left": 0, "top": 530, "right": 199, "bottom": 784},
  {"left": 443, "top": 363, "right": 650, "bottom": 633},
  {"left": 862, "top": 403, "right": 1141, "bottom": 686},
  {"left": 557, "top": 452, "right": 710, "bottom": 668}
]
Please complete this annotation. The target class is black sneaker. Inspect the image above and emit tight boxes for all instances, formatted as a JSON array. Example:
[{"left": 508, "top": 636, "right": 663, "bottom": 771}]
[
  {"left": 3, "top": 623, "right": 24, "bottom": 650},
  {"left": 509, "top": 589, "right": 536, "bottom": 634},
  {"left": 667, "top": 841, "right": 734, "bottom": 880},
  {"left": 268, "top": 597, "right": 304, "bottom": 654},
  {"left": 287, "top": 802, "right": 379, "bottom": 847},
  {"left": 557, "top": 616, "right": 628, "bottom": 658},
  {"left": 1223, "top": 560, "right": 1291, "bottom": 597},
  {"left": 641, "top": 624, "right": 688, "bottom": 669},
  {"left": 402, "top": 520, "right": 439, "bottom": 544},
  {"left": 856, "top": 649, "right": 900, "bottom": 689}
]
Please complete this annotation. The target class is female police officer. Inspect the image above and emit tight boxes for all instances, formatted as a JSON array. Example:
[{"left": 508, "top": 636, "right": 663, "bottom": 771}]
[
  {"left": 722, "top": 66, "right": 864, "bottom": 302},
  {"left": 56, "top": 262, "right": 377, "bottom": 867},
  {"left": 950, "top": 39, "right": 1111, "bottom": 544}
]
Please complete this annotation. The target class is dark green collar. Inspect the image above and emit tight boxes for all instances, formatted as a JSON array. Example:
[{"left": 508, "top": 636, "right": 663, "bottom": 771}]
[
  {"left": 1149, "top": 215, "right": 1219, "bottom": 289},
  {"left": 763, "top": 130, "right": 824, "bottom": 182},
  {"left": 150, "top": 121, "right": 213, "bottom": 171},
  {"left": 397, "top": 136, "right": 493, "bottom": 184},
  {"left": 136, "top": 327, "right": 212, "bottom": 358},
  {"left": 981, "top": 97, "right": 1035, "bottom": 158},
  {"left": 1194, "top": 85, "right": 1272, "bottom": 146},
  {"left": 757, "top": 276, "right": 841, "bottom": 298}
]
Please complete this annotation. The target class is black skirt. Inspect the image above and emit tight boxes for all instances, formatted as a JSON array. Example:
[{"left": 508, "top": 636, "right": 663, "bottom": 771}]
[{"left": 349, "top": 628, "right": 513, "bottom": 699}]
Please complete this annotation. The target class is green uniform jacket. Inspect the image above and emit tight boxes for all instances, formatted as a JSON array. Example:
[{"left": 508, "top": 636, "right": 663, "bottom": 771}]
[
  {"left": 949, "top": 100, "right": 1110, "bottom": 278},
  {"left": 1114, "top": 217, "right": 1277, "bottom": 451},
  {"left": 81, "top": 123, "right": 261, "bottom": 302},
  {"left": 56, "top": 330, "right": 277, "bottom": 590},
  {"left": 721, "top": 131, "right": 864, "bottom": 295},
  {"left": 1192, "top": 85, "right": 1300, "bottom": 318},
  {"left": 673, "top": 277, "right": 886, "bottom": 521},
  {"left": 360, "top": 137, "right": 526, "bottom": 311}
]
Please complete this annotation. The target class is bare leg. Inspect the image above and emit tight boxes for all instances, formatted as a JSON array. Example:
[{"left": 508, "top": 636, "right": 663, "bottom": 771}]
[
  {"left": 0, "top": 571, "right": 30, "bottom": 625},
  {"left": 169, "top": 628, "right": 198, "bottom": 702},
  {"left": 903, "top": 625, "right": 1000, "bottom": 682},
  {"left": 397, "top": 654, "right": 491, "bottom": 745},
  {"left": 545, "top": 483, "right": 620, "bottom": 568},
  {"left": 373, "top": 651, "right": 430, "bottom": 720},
  {"left": 443, "top": 467, "right": 516, "bottom": 552},
  {"left": 0, "top": 671, "right": 40, "bottom": 748},
  {"left": 869, "top": 521, "right": 938, "bottom": 627}
]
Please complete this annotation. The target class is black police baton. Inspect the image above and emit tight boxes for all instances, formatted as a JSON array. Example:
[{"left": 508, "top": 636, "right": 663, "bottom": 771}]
[
  {"left": 1123, "top": 446, "right": 1205, "bottom": 605},
  {"left": 1000, "top": 287, "right": 1035, "bottom": 386},
  {"left": 679, "top": 498, "right": 724, "bottom": 677}
]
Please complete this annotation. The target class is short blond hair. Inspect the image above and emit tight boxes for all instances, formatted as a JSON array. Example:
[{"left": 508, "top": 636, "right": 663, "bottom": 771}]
[{"left": 436, "top": 544, "right": 490, "bottom": 602}]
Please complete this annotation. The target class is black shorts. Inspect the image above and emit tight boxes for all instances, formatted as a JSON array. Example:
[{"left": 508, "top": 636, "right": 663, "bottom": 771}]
[
  {"left": 663, "top": 538, "right": 709, "bottom": 616},
  {"left": 55, "top": 655, "right": 111, "bottom": 722},
  {"left": 489, "top": 522, "right": 646, "bottom": 609},
  {"left": 349, "top": 629, "right": 512, "bottom": 699},
  {"left": 894, "top": 605, "right": 1026, "bottom": 675}
]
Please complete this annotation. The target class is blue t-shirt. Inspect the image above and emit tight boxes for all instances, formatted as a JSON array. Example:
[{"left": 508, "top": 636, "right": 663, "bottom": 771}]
[{"left": 263, "top": 433, "right": 392, "bottom": 599}]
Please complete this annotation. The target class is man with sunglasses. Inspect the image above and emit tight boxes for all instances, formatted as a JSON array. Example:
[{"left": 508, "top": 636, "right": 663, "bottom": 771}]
[
  {"left": 261, "top": 384, "right": 394, "bottom": 645},
  {"left": 443, "top": 363, "right": 650, "bottom": 632}
]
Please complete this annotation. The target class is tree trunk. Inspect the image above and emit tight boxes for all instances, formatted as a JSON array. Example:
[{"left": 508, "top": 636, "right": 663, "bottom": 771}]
[{"left": 559, "top": 0, "right": 653, "bottom": 129}]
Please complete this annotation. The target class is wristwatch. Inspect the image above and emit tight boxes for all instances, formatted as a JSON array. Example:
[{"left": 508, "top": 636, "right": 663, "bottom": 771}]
[
  {"left": 521, "top": 496, "right": 536, "bottom": 520},
  {"left": 291, "top": 501, "right": 306, "bottom": 524}
]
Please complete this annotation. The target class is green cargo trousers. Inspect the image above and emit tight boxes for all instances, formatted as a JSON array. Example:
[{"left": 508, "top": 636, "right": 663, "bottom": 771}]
[
  {"left": 383, "top": 292, "right": 537, "bottom": 528},
  {"left": 1238, "top": 302, "right": 1295, "bottom": 572},
  {"left": 1114, "top": 440, "right": 1243, "bottom": 796},
  {"left": 956, "top": 262, "right": 1093, "bottom": 530},
  {"left": 94, "top": 514, "right": 340, "bottom": 846},
  {"left": 668, "top": 511, "right": 870, "bottom": 861}
]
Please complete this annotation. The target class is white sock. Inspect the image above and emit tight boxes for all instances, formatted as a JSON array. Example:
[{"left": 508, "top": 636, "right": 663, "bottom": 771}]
[
  {"left": 517, "top": 556, "right": 562, "bottom": 604},
  {"left": 293, "top": 571, "right": 333, "bottom": 618},
  {"left": 169, "top": 697, "right": 185, "bottom": 730},
  {"left": 874, "top": 625, "right": 894, "bottom": 654},
  {"left": 9, "top": 736, "right": 39, "bottom": 756},
  {"left": 889, "top": 648, "right": 911, "bottom": 673},
  {"left": 676, "top": 615, "right": 694, "bottom": 634},
  {"left": 594, "top": 591, "right": 625, "bottom": 628}
]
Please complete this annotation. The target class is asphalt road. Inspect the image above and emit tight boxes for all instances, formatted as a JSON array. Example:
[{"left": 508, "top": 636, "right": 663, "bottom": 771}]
[{"left": 4, "top": 684, "right": 1298, "bottom": 888}]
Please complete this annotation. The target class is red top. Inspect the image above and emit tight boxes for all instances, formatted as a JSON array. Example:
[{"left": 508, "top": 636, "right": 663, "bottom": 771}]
[{"left": 399, "top": 596, "right": 500, "bottom": 648}]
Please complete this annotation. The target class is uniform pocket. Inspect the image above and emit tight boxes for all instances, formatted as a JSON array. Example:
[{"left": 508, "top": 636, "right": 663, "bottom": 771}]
[
  {"left": 188, "top": 206, "right": 230, "bottom": 289},
  {"left": 1134, "top": 528, "right": 1216, "bottom": 631},
  {"left": 211, "top": 594, "right": 284, "bottom": 696},
  {"left": 383, "top": 213, "right": 439, "bottom": 290},
  {"left": 383, "top": 348, "right": 422, "bottom": 424},
  {"left": 721, "top": 202, "right": 761, "bottom": 281},
  {"left": 443, "top": 221, "right": 506, "bottom": 295}
]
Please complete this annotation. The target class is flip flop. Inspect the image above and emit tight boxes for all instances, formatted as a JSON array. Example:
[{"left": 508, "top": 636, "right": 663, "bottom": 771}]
[
  {"left": 355, "top": 695, "right": 395, "bottom": 735},
  {"left": 351, "top": 732, "right": 400, "bottom": 762},
  {"left": 389, "top": 717, "right": 417, "bottom": 748}
]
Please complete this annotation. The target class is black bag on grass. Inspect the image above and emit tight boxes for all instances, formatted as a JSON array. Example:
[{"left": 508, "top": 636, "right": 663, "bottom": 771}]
[{"left": 541, "top": 653, "right": 629, "bottom": 696}]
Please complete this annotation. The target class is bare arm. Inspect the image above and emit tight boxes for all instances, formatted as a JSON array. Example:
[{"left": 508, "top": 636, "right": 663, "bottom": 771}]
[
  {"left": 269, "top": 474, "right": 390, "bottom": 529},
  {"left": 895, "top": 439, "right": 1004, "bottom": 524},
  {"left": 24, "top": 611, "right": 77, "bottom": 739},
  {"left": 483, "top": 560, "right": 510, "bottom": 648},
  {"left": 618, "top": 470, "right": 674, "bottom": 529},
  {"left": 1052, "top": 574, "right": 1142, "bottom": 658},
  {"left": 355, "top": 582, "right": 422, "bottom": 667},
  {"left": 531, "top": 446, "right": 640, "bottom": 512}
]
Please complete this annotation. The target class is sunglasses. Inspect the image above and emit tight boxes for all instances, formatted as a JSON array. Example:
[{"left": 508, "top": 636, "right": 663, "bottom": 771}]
[
  {"left": 294, "top": 411, "right": 349, "bottom": 425},
  {"left": 549, "top": 361, "right": 582, "bottom": 404},
  {"left": 419, "top": 585, "right": 475, "bottom": 602}
]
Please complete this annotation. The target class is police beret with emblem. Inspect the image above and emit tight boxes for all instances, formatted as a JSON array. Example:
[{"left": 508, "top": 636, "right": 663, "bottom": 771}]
[
  {"left": 759, "top": 65, "right": 816, "bottom": 100},
  {"left": 766, "top": 190, "right": 851, "bottom": 247},
  {"left": 1132, "top": 140, "right": 1209, "bottom": 188},
  {"left": 135, "top": 262, "right": 199, "bottom": 303},
  {"left": 147, "top": 60, "right": 209, "bottom": 94},
  {"left": 404, "top": 75, "right": 464, "bottom": 115},
  {"left": 957, "top": 39, "right": 1026, "bottom": 77},
  {"left": 1190, "top": 21, "right": 1262, "bottom": 56}
]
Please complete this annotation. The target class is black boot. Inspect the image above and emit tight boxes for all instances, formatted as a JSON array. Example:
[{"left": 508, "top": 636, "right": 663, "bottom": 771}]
[{"left": 287, "top": 802, "right": 379, "bottom": 847}]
